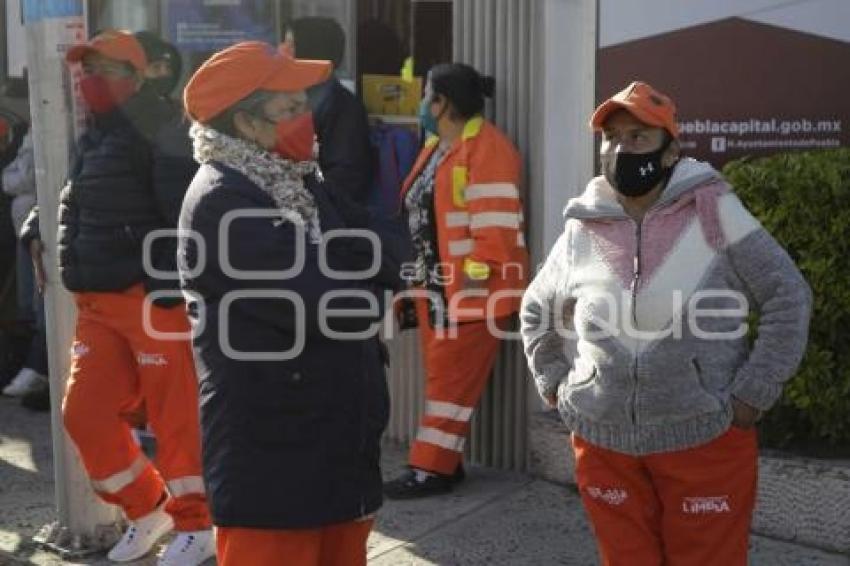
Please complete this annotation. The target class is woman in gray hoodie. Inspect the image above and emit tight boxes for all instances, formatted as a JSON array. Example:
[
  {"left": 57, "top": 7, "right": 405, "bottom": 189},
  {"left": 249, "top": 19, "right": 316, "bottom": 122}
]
[{"left": 521, "top": 81, "right": 811, "bottom": 566}]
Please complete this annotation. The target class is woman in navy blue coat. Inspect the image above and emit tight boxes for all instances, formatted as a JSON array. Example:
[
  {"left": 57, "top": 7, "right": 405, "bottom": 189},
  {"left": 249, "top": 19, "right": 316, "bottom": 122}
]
[{"left": 178, "top": 42, "right": 398, "bottom": 565}]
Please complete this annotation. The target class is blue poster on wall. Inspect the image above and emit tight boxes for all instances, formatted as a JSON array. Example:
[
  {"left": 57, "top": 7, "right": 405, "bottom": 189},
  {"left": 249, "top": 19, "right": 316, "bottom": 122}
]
[
  {"left": 23, "top": 0, "right": 83, "bottom": 23},
  {"left": 166, "top": 0, "right": 276, "bottom": 53}
]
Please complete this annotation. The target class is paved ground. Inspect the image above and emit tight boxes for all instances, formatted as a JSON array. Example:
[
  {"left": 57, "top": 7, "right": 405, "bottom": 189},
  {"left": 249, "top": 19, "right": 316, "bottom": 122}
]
[{"left": 1, "top": 397, "right": 847, "bottom": 565}]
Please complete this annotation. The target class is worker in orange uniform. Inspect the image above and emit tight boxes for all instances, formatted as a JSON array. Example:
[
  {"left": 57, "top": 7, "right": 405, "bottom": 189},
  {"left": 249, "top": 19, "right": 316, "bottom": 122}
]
[
  {"left": 384, "top": 62, "right": 529, "bottom": 499},
  {"left": 522, "top": 81, "right": 812, "bottom": 565},
  {"left": 180, "top": 41, "right": 399, "bottom": 566},
  {"left": 59, "top": 30, "right": 213, "bottom": 565}
]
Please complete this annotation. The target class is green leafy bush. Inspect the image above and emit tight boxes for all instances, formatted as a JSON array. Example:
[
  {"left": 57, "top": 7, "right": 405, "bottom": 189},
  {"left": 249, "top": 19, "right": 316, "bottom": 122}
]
[{"left": 723, "top": 149, "right": 850, "bottom": 452}]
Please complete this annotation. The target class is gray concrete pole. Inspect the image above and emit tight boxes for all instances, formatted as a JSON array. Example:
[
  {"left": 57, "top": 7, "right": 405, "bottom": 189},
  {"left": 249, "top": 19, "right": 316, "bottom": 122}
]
[
  {"left": 525, "top": 0, "right": 598, "bottom": 419},
  {"left": 24, "top": 1, "right": 122, "bottom": 557}
]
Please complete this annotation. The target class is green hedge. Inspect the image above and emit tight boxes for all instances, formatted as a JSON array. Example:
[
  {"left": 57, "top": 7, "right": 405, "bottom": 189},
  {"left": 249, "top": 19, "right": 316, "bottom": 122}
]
[{"left": 723, "top": 149, "right": 850, "bottom": 452}]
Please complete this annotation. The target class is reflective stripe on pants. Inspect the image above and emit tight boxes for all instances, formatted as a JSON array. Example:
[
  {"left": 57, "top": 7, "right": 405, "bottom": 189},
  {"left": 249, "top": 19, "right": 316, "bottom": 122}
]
[
  {"left": 63, "top": 286, "right": 210, "bottom": 530},
  {"left": 408, "top": 297, "right": 503, "bottom": 475}
]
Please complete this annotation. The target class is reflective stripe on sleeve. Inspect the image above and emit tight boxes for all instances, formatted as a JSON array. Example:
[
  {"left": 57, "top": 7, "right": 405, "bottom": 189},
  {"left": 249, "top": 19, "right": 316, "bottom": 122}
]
[
  {"left": 445, "top": 212, "right": 471, "bottom": 228},
  {"left": 448, "top": 239, "right": 474, "bottom": 256},
  {"left": 470, "top": 212, "right": 522, "bottom": 230},
  {"left": 465, "top": 183, "right": 520, "bottom": 201}
]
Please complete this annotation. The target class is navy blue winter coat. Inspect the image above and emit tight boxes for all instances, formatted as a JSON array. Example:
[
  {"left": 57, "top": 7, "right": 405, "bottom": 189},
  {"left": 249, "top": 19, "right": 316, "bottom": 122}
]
[{"left": 178, "top": 162, "right": 395, "bottom": 529}]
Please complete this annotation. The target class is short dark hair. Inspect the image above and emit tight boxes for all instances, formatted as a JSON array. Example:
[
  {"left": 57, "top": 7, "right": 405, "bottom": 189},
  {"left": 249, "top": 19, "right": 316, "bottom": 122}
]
[
  {"left": 134, "top": 31, "right": 183, "bottom": 92},
  {"left": 292, "top": 17, "right": 346, "bottom": 69},
  {"left": 428, "top": 63, "right": 495, "bottom": 120}
]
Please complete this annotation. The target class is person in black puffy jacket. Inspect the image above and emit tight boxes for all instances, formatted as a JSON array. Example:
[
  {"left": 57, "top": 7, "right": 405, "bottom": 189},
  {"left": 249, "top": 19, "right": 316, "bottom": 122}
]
[{"left": 58, "top": 30, "right": 214, "bottom": 566}]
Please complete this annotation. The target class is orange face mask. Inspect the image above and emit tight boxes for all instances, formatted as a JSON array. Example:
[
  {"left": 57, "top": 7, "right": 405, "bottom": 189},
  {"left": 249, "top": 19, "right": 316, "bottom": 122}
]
[{"left": 272, "top": 112, "right": 315, "bottom": 162}]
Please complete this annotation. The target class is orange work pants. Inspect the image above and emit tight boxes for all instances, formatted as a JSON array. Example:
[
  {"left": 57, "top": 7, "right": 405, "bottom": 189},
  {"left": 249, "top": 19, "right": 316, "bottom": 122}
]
[
  {"left": 408, "top": 298, "right": 503, "bottom": 475},
  {"left": 62, "top": 285, "right": 210, "bottom": 531},
  {"left": 573, "top": 427, "right": 758, "bottom": 566},
  {"left": 216, "top": 519, "right": 374, "bottom": 566}
]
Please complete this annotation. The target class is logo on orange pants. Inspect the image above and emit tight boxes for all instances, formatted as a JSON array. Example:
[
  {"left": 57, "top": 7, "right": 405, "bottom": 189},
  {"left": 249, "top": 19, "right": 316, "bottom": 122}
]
[
  {"left": 137, "top": 353, "right": 168, "bottom": 367},
  {"left": 72, "top": 342, "right": 91, "bottom": 358},
  {"left": 586, "top": 486, "right": 629, "bottom": 506},
  {"left": 681, "top": 495, "right": 731, "bottom": 514}
]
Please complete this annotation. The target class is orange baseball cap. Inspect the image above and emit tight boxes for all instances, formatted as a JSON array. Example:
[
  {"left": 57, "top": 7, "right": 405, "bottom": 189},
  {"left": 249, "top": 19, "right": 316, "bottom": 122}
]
[
  {"left": 591, "top": 81, "right": 679, "bottom": 138},
  {"left": 66, "top": 29, "right": 148, "bottom": 72},
  {"left": 184, "top": 41, "right": 332, "bottom": 124}
]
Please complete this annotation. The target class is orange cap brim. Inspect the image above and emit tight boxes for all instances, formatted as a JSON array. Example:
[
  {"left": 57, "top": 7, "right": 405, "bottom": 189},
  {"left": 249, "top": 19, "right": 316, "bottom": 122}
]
[
  {"left": 66, "top": 41, "right": 147, "bottom": 71},
  {"left": 66, "top": 44, "right": 96, "bottom": 63},
  {"left": 591, "top": 100, "right": 659, "bottom": 131},
  {"left": 184, "top": 41, "right": 333, "bottom": 124},
  {"left": 590, "top": 99, "right": 679, "bottom": 137},
  {"left": 262, "top": 58, "right": 332, "bottom": 92}
]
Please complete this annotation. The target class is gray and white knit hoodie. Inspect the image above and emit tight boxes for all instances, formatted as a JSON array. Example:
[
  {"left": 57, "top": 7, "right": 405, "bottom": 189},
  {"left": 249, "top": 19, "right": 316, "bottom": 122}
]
[{"left": 520, "top": 158, "right": 812, "bottom": 455}]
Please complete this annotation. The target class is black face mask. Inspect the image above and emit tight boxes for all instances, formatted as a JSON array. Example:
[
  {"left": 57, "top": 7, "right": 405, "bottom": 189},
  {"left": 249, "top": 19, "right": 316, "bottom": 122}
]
[
  {"left": 604, "top": 138, "right": 671, "bottom": 197},
  {"left": 146, "top": 76, "right": 177, "bottom": 98}
]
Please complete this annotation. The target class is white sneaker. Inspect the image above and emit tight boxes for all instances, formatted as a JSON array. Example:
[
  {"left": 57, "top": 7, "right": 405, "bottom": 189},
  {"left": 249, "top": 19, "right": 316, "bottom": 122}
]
[
  {"left": 2, "top": 368, "right": 47, "bottom": 397},
  {"left": 158, "top": 530, "right": 215, "bottom": 566},
  {"left": 107, "top": 505, "right": 174, "bottom": 563}
]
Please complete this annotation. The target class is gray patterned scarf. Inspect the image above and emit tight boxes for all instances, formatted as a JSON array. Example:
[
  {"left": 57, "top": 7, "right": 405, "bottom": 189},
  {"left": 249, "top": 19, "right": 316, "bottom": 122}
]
[{"left": 190, "top": 122, "right": 322, "bottom": 241}]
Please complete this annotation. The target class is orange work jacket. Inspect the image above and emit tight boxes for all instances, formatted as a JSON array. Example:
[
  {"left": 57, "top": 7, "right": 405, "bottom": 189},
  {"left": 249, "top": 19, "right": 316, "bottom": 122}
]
[{"left": 400, "top": 116, "right": 529, "bottom": 323}]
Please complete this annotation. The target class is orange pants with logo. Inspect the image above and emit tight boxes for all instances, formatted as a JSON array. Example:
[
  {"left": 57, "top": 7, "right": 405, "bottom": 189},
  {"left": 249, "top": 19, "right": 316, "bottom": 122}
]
[
  {"left": 62, "top": 285, "right": 210, "bottom": 531},
  {"left": 216, "top": 519, "right": 374, "bottom": 566},
  {"left": 573, "top": 427, "right": 758, "bottom": 566},
  {"left": 408, "top": 298, "right": 504, "bottom": 475}
]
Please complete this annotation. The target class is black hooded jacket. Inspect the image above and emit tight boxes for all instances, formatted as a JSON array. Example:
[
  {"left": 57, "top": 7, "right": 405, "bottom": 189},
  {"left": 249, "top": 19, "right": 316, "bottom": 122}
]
[{"left": 309, "top": 78, "right": 374, "bottom": 204}]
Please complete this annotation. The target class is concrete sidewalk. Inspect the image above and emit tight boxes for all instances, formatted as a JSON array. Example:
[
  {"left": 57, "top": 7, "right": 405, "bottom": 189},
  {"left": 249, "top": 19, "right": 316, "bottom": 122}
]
[{"left": 1, "top": 397, "right": 847, "bottom": 565}]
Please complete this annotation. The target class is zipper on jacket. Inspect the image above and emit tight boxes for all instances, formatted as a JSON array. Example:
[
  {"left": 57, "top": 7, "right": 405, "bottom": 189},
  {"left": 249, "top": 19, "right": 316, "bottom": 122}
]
[
  {"left": 692, "top": 357, "right": 708, "bottom": 392},
  {"left": 629, "top": 221, "right": 643, "bottom": 426},
  {"left": 631, "top": 221, "right": 642, "bottom": 325}
]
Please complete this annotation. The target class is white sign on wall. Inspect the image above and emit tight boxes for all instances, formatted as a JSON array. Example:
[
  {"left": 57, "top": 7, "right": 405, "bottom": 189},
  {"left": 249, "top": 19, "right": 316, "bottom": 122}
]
[{"left": 6, "top": 0, "right": 27, "bottom": 78}]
